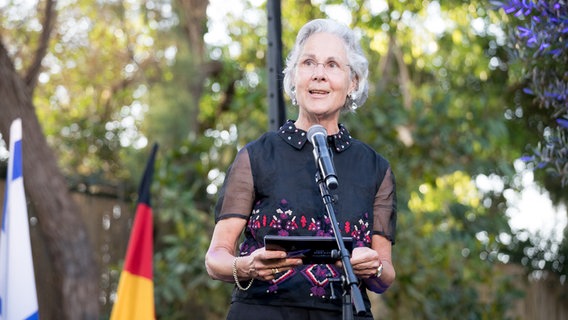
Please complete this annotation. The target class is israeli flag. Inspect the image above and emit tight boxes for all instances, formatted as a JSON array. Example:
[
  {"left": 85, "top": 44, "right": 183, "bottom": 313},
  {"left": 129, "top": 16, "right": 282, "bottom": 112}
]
[{"left": 0, "top": 118, "right": 39, "bottom": 320}]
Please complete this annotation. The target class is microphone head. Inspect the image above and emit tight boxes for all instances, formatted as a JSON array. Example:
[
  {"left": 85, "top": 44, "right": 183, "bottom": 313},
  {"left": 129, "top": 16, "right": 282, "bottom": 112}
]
[{"left": 307, "top": 124, "right": 327, "bottom": 143}]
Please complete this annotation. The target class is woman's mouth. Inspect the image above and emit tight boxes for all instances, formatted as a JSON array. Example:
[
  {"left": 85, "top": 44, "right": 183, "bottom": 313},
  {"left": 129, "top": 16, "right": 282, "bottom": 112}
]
[{"left": 309, "top": 89, "right": 329, "bottom": 96}]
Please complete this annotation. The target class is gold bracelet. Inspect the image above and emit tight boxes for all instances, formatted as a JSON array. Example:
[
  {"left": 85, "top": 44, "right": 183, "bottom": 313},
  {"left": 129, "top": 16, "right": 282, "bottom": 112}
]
[{"left": 232, "top": 257, "right": 254, "bottom": 291}]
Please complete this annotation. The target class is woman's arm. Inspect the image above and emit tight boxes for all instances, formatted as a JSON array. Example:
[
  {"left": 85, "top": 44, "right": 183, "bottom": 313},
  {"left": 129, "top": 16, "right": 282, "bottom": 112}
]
[
  {"left": 205, "top": 218, "right": 248, "bottom": 282},
  {"left": 363, "top": 234, "right": 395, "bottom": 293},
  {"left": 346, "top": 234, "right": 395, "bottom": 294}
]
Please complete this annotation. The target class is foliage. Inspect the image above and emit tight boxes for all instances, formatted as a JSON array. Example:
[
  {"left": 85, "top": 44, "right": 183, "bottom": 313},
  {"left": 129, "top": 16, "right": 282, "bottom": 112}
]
[
  {"left": 139, "top": 1, "right": 274, "bottom": 317},
  {"left": 501, "top": 228, "right": 568, "bottom": 279},
  {"left": 498, "top": 0, "right": 568, "bottom": 187},
  {"left": 490, "top": 0, "right": 568, "bottom": 287},
  {"left": 152, "top": 133, "right": 236, "bottom": 319},
  {"left": 7, "top": 0, "right": 165, "bottom": 184},
  {"left": 155, "top": 1, "right": 525, "bottom": 318},
  {"left": 338, "top": 2, "right": 528, "bottom": 316},
  {"left": 389, "top": 172, "right": 522, "bottom": 319},
  {"left": 3, "top": 0, "right": 566, "bottom": 318}
]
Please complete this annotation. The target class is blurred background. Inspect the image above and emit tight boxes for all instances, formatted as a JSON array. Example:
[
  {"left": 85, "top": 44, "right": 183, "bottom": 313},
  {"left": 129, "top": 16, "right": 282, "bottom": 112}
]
[{"left": 0, "top": 0, "right": 566, "bottom": 319}]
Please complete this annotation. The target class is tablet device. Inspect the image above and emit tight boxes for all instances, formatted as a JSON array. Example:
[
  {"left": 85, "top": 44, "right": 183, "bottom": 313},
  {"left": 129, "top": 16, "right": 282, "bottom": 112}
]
[{"left": 264, "top": 235, "right": 354, "bottom": 264}]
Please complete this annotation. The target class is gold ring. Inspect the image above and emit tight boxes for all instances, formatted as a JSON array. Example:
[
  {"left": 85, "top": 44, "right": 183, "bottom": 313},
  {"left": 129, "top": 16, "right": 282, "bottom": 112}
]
[
  {"left": 271, "top": 268, "right": 277, "bottom": 275},
  {"left": 275, "top": 267, "right": 279, "bottom": 274}
]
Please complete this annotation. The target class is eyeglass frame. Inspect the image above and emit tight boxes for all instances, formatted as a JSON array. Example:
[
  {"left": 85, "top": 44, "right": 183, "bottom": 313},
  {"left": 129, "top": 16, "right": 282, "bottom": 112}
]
[{"left": 295, "top": 58, "right": 352, "bottom": 76}]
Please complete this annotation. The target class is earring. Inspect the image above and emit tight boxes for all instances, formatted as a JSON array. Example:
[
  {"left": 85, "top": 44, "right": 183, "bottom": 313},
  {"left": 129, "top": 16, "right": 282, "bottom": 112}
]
[
  {"left": 349, "top": 93, "right": 358, "bottom": 110},
  {"left": 291, "top": 87, "right": 297, "bottom": 105}
]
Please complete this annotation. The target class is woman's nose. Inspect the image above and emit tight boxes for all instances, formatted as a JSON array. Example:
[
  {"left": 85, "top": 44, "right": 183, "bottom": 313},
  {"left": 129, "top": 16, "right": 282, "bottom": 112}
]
[{"left": 312, "top": 64, "right": 327, "bottom": 80}]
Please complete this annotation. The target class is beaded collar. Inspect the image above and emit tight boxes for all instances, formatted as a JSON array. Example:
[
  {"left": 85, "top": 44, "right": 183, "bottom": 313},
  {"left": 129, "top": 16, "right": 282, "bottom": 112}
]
[{"left": 277, "top": 120, "right": 352, "bottom": 153}]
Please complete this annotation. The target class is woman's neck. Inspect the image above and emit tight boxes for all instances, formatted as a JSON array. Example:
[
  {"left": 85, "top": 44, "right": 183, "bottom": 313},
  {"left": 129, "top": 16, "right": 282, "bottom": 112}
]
[{"left": 295, "top": 114, "right": 340, "bottom": 135}]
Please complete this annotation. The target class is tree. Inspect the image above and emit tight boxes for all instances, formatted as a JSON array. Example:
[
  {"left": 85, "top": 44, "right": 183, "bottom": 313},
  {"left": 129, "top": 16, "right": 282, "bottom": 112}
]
[
  {"left": 3, "top": 0, "right": 562, "bottom": 318},
  {"left": 498, "top": 0, "right": 568, "bottom": 190},
  {"left": 0, "top": 0, "right": 98, "bottom": 318},
  {"left": 494, "top": 0, "right": 568, "bottom": 283},
  {"left": 344, "top": 1, "right": 524, "bottom": 317},
  {"left": 149, "top": 0, "right": 530, "bottom": 318},
  {"left": 1, "top": 0, "right": 170, "bottom": 317}
]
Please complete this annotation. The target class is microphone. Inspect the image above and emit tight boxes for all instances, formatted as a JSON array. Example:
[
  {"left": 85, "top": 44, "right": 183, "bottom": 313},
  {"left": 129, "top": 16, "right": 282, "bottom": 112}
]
[{"left": 307, "top": 125, "right": 338, "bottom": 190}]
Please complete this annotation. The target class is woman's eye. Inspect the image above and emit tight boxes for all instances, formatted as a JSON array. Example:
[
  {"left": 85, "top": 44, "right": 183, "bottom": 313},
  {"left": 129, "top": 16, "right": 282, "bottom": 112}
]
[
  {"left": 327, "top": 61, "right": 339, "bottom": 68},
  {"left": 303, "top": 59, "right": 315, "bottom": 66}
]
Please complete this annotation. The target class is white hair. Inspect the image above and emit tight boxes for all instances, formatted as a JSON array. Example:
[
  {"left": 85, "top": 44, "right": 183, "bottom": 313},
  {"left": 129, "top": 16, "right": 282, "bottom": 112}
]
[{"left": 282, "top": 19, "right": 369, "bottom": 111}]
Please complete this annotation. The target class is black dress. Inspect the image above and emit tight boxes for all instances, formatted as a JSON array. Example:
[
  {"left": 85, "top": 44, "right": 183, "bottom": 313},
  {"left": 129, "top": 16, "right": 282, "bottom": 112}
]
[{"left": 215, "top": 120, "right": 397, "bottom": 316}]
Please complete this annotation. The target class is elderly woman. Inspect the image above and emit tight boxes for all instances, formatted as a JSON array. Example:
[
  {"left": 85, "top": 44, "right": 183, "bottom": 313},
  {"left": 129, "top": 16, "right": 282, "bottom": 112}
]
[{"left": 205, "top": 19, "right": 397, "bottom": 320}]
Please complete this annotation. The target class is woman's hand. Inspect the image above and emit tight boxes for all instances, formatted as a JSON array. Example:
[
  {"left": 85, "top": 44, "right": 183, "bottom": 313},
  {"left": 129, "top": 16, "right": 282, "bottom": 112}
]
[
  {"left": 242, "top": 248, "right": 303, "bottom": 281},
  {"left": 336, "top": 247, "right": 382, "bottom": 279}
]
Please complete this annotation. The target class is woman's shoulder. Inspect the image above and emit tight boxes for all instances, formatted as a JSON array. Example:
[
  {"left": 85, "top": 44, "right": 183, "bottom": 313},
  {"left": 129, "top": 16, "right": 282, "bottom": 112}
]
[
  {"left": 349, "top": 138, "right": 390, "bottom": 164},
  {"left": 244, "top": 130, "right": 280, "bottom": 149},
  {"left": 241, "top": 131, "right": 287, "bottom": 163}
]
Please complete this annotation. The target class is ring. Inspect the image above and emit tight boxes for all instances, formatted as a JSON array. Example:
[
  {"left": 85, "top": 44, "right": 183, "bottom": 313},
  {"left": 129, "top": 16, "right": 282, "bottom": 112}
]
[
  {"left": 373, "top": 263, "right": 383, "bottom": 278},
  {"left": 271, "top": 268, "right": 277, "bottom": 275}
]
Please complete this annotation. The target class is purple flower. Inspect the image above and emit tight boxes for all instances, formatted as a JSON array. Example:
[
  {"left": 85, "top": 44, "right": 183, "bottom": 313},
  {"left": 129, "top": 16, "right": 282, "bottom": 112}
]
[
  {"left": 517, "top": 26, "right": 532, "bottom": 37},
  {"left": 497, "top": 0, "right": 568, "bottom": 185},
  {"left": 538, "top": 42, "right": 550, "bottom": 51},
  {"left": 523, "top": 87, "right": 534, "bottom": 95},
  {"left": 556, "top": 118, "right": 568, "bottom": 129},
  {"left": 526, "top": 36, "right": 538, "bottom": 47}
]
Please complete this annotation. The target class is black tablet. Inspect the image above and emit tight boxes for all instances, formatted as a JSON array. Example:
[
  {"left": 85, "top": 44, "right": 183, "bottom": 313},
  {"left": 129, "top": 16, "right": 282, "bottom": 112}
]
[{"left": 264, "top": 235, "right": 354, "bottom": 264}]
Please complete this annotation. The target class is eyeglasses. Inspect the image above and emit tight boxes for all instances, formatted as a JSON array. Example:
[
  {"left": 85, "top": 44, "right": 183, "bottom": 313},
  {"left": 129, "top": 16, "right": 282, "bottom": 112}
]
[{"left": 297, "top": 58, "right": 350, "bottom": 76}]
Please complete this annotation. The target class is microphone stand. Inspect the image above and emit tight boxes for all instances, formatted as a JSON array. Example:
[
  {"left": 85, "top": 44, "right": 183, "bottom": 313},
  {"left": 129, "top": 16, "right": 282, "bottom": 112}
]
[{"left": 315, "top": 171, "right": 367, "bottom": 319}]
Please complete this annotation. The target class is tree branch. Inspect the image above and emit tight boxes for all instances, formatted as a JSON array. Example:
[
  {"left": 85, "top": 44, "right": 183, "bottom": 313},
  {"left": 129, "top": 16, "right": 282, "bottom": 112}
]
[{"left": 24, "top": 0, "right": 57, "bottom": 92}]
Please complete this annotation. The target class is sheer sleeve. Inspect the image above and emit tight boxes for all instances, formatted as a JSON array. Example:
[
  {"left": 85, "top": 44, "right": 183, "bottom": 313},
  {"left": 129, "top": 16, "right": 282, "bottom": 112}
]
[
  {"left": 372, "top": 166, "right": 397, "bottom": 244},
  {"left": 214, "top": 148, "right": 255, "bottom": 223}
]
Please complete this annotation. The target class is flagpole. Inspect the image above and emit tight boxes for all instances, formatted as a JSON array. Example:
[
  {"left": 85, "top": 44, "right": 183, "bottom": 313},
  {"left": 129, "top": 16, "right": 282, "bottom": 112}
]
[
  {"left": 0, "top": 118, "right": 40, "bottom": 320},
  {"left": 110, "top": 143, "right": 158, "bottom": 320}
]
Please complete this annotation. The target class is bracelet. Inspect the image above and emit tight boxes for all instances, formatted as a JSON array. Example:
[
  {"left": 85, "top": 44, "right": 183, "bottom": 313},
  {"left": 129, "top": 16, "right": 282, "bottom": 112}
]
[{"left": 232, "top": 256, "right": 254, "bottom": 291}]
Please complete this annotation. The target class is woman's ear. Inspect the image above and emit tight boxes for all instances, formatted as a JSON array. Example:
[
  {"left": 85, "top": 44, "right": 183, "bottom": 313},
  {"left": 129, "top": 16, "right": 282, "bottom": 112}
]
[{"left": 350, "top": 76, "right": 359, "bottom": 95}]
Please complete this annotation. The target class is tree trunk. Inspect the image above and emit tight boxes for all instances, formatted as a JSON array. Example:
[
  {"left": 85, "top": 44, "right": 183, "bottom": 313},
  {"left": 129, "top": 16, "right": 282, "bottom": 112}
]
[
  {"left": 177, "top": 0, "right": 210, "bottom": 135},
  {"left": 0, "top": 42, "right": 99, "bottom": 319}
]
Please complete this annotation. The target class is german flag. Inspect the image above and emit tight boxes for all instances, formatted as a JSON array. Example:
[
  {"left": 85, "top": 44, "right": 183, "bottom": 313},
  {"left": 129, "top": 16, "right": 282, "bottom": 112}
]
[{"left": 111, "top": 144, "right": 158, "bottom": 320}]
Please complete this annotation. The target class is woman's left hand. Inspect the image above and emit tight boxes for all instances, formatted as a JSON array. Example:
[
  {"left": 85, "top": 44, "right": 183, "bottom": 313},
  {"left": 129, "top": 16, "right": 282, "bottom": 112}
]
[{"left": 336, "top": 247, "right": 382, "bottom": 279}]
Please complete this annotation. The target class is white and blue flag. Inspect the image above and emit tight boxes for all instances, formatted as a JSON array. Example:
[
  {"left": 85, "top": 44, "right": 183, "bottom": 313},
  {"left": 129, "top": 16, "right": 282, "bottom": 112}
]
[{"left": 0, "top": 118, "right": 39, "bottom": 320}]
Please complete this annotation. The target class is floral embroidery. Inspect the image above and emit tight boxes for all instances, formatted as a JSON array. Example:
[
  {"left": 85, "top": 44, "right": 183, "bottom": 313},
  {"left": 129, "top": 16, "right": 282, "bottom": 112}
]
[
  {"left": 348, "top": 212, "right": 372, "bottom": 245},
  {"left": 225, "top": 119, "right": 389, "bottom": 309},
  {"left": 243, "top": 197, "right": 372, "bottom": 299}
]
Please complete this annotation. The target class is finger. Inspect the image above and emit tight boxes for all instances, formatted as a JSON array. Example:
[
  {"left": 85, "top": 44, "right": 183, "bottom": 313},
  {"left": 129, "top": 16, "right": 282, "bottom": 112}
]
[
  {"left": 284, "top": 257, "right": 303, "bottom": 266},
  {"left": 262, "top": 249, "right": 288, "bottom": 260}
]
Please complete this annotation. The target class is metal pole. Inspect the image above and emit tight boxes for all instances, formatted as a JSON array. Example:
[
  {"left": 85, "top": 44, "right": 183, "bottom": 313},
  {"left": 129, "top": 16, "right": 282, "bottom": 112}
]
[{"left": 266, "top": 0, "right": 286, "bottom": 131}]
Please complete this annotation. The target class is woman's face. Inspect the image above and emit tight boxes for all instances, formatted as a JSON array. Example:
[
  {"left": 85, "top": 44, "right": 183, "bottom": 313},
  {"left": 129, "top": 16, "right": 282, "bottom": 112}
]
[{"left": 294, "top": 32, "right": 356, "bottom": 119}]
